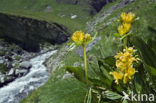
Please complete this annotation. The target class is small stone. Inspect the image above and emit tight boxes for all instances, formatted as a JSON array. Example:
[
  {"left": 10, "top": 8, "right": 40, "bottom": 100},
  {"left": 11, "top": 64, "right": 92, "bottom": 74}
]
[
  {"left": 71, "top": 15, "right": 77, "bottom": 19},
  {"left": 73, "top": 62, "right": 80, "bottom": 67},
  {"left": 62, "top": 73, "right": 72, "bottom": 80}
]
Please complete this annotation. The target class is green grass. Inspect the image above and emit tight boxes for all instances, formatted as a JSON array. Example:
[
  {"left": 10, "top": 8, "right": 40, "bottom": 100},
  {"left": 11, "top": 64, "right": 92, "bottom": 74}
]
[
  {"left": 0, "top": 0, "right": 92, "bottom": 33},
  {"left": 21, "top": 0, "right": 156, "bottom": 103}
]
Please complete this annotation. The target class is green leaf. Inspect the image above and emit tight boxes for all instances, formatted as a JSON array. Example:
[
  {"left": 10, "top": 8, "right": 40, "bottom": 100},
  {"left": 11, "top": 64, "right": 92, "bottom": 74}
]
[
  {"left": 130, "top": 36, "right": 156, "bottom": 68},
  {"left": 122, "top": 99, "right": 128, "bottom": 103},
  {"left": 64, "top": 66, "right": 86, "bottom": 84},
  {"left": 145, "top": 64, "right": 156, "bottom": 76},
  {"left": 114, "top": 33, "right": 120, "bottom": 37},
  {"left": 102, "top": 90, "right": 122, "bottom": 100},
  {"left": 102, "top": 56, "right": 116, "bottom": 67}
]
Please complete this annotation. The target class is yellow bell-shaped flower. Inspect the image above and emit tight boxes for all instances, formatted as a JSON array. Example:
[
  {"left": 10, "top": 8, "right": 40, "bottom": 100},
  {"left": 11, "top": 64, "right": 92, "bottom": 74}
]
[
  {"left": 110, "top": 72, "right": 123, "bottom": 84},
  {"left": 84, "top": 33, "right": 91, "bottom": 44},
  {"left": 121, "top": 12, "right": 135, "bottom": 23},
  {"left": 72, "top": 31, "right": 84, "bottom": 46}
]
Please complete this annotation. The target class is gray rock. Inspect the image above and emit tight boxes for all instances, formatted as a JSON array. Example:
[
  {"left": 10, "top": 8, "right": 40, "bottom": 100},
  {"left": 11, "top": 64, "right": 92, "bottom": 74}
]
[
  {"left": 15, "top": 69, "right": 28, "bottom": 75},
  {"left": 0, "top": 75, "right": 5, "bottom": 83},
  {"left": 73, "top": 62, "right": 80, "bottom": 67},
  {"left": 8, "top": 68, "right": 15, "bottom": 76},
  {"left": 0, "top": 60, "right": 4, "bottom": 64},
  {"left": 20, "top": 61, "right": 32, "bottom": 69},
  {"left": 62, "top": 73, "right": 72, "bottom": 80},
  {"left": 44, "top": 5, "right": 52, "bottom": 12},
  {"left": 71, "top": 15, "right": 77, "bottom": 19},
  {"left": 56, "top": 0, "right": 78, "bottom": 4}
]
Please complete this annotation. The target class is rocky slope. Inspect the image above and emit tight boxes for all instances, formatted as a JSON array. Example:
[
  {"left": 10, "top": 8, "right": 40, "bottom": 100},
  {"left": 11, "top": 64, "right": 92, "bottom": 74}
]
[
  {"left": 0, "top": 13, "right": 69, "bottom": 87},
  {"left": 0, "top": 13, "right": 69, "bottom": 52}
]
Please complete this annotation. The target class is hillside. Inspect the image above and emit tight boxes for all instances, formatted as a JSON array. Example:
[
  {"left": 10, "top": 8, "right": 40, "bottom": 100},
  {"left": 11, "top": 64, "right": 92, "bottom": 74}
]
[
  {"left": 21, "top": 0, "right": 156, "bottom": 103},
  {"left": 0, "top": 0, "right": 155, "bottom": 103}
]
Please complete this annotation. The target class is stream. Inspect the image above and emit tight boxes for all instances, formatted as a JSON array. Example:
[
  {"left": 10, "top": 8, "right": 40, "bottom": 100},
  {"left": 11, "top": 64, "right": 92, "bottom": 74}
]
[{"left": 0, "top": 50, "right": 57, "bottom": 103}]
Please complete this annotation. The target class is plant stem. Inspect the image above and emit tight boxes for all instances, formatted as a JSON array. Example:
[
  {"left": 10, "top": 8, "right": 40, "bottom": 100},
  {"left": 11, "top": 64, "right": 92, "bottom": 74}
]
[
  {"left": 124, "top": 37, "right": 127, "bottom": 48},
  {"left": 83, "top": 44, "right": 88, "bottom": 85}
]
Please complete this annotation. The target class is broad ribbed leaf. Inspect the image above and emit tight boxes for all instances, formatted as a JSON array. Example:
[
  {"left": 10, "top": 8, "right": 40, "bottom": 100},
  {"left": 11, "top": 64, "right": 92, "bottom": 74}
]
[
  {"left": 64, "top": 66, "right": 86, "bottom": 84},
  {"left": 130, "top": 36, "right": 156, "bottom": 68},
  {"left": 102, "top": 90, "right": 122, "bottom": 100}
]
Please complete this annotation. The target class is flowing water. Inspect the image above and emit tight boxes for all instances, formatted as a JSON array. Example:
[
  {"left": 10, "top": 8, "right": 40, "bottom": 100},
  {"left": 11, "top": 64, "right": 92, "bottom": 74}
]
[{"left": 0, "top": 50, "right": 57, "bottom": 103}]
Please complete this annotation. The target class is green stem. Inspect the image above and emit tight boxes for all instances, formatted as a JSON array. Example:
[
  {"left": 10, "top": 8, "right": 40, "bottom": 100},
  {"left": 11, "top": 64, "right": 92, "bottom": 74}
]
[
  {"left": 124, "top": 37, "right": 127, "bottom": 48},
  {"left": 83, "top": 44, "right": 88, "bottom": 85}
]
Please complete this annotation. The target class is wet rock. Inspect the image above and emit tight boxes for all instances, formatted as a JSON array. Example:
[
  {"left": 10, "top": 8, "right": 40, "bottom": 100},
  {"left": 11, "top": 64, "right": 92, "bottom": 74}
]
[
  {"left": 0, "top": 75, "right": 5, "bottom": 83},
  {"left": 20, "top": 61, "right": 32, "bottom": 69},
  {"left": 15, "top": 69, "right": 28, "bottom": 76},
  {"left": 0, "top": 60, "right": 4, "bottom": 64},
  {"left": 6, "top": 62, "right": 13, "bottom": 69},
  {"left": 8, "top": 68, "right": 15, "bottom": 76}
]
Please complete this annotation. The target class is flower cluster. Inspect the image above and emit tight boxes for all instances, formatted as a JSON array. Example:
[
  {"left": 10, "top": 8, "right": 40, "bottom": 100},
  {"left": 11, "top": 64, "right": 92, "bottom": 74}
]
[
  {"left": 110, "top": 47, "right": 139, "bottom": 84},
  {"left": 118, "top": 12, "right": 135, "bottom": 36},
  {"left": 72, "top": 31, "right": 91, "bottom": 46}
]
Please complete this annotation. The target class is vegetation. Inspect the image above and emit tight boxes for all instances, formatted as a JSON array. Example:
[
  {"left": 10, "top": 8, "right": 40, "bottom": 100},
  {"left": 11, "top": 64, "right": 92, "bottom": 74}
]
[
  {"left": 0, "top": 63, "right": 7, "bottom": 74},
  {"left": 0, "top": 0, "right": 92, "bottom": 33},
  {"left": 10, "top": 0, "right": 156, "bottom": 103}
]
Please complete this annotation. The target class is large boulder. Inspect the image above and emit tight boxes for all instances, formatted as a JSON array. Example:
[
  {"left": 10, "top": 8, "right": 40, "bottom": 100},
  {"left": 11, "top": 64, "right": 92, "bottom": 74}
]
[
  {"left": 20, "top": 61, "right": 32, "bottom": 69},
  {"left": 0, "top": 13, "right": 69, "bottom": 52}
]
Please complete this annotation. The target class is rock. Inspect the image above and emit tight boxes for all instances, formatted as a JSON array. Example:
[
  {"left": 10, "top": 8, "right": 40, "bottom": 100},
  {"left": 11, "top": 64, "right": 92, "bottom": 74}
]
[
  {"left": 56, "top": 0, "right": 78, "bottom": 4},
  {"left": 15, "top": 69, "right": 28, "bottom": 76},
  {"left": 20, "top": 61, "right": 32, "bottom": 69},
  {"left": 8, "top": 68, "right": 15, "bottom": 76},
  {"left": 0, "top": 75, "right": 5, "bottom": 83},
  {"left": 73, "top": 62, "right": 80, "bottom": 67},
  {"left": 62, "top": 73, "right": 72, "bottom": 80},
  {"left": 0, "top": 13, "right": 68, "bottom": 52},
  {"left": 44, "top": 5, "right": 52, "bottom": 12},
  {"left": 0, "top": 60, "right": 4, "bottom": 64},
  {"left": 71, "top": 15, "right": 77, "bottom": 19},
  {"left": 6, "top": 62, "right": 13, "bottom": 69}
]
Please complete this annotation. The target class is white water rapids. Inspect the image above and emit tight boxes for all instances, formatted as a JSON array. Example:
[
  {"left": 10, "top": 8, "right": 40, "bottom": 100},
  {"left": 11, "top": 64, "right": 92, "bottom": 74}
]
[{"left": 0, "top": 50, "right": 57, "bottom": 103}]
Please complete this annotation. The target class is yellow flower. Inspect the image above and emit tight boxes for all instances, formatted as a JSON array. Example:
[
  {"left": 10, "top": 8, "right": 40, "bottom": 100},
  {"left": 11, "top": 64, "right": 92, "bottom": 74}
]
[
  {"left": 124, "top": 47, "right": 135, "bottom": 54},
  {"left": 123, "top": 68, "right": 135, "bottom": 84},
  {"left": 84, "top": 33, "right": 91, "bottom": 44},
  {"left": 118, "top": 25, "right": 126, "bottom": 36},
  {"left": 118, "top": 23, "right": 131, "bottom": 36},
  {"left": 121, "top": 12, "right": 135, "bottom": 23},
  {"left": 110, "top": 72, "right": 123, "bottom": 84},
  {"left": 121, "top": 12, "right": 127, "bottom": 22},
  {"left": 72, "top": 31, "right": 84, "bottom": 46},
  {"left": 123, "top": 23, "right": 131, "bottom": 32},
  {"left": 111, "top": 47, "right": 139, "bottom": 84}
]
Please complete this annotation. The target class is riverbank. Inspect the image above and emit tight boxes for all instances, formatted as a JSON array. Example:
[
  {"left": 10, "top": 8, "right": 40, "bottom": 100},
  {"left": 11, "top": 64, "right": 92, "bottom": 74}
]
[{"left": 0, "top": 50, "right": 57, "bottom": 103}]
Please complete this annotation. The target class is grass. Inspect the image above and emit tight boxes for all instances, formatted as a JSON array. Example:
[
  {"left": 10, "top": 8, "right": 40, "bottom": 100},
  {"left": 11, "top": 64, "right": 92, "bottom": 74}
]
[
  {"left": 21, "top": 0, "right": 156, "bottom": 102},
  {"left": 0, "top": 0, "right": 92, "bottom": 33}
]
